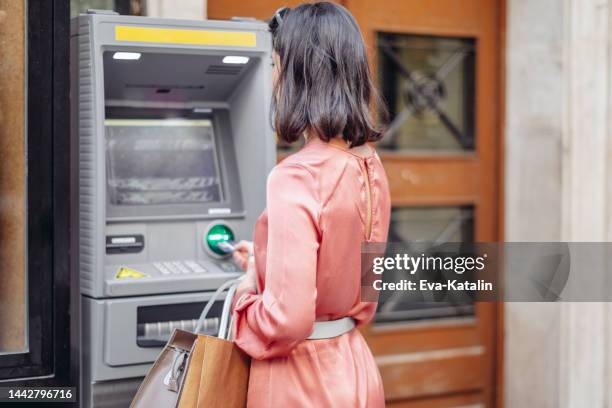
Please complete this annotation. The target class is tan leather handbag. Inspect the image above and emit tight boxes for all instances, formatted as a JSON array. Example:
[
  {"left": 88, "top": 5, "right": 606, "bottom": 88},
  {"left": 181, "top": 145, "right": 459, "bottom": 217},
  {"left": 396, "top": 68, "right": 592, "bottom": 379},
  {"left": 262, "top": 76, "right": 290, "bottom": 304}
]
[{"left": 130, "top": 279, "right": 250, "bottom": 408}]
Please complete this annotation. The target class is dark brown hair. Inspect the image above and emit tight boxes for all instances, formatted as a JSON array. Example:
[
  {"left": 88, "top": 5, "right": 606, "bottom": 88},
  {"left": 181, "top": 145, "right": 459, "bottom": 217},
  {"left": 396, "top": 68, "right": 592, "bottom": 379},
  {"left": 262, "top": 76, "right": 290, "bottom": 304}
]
[{"left": 269, "top": 2, "right": 386, "bottom": 147}]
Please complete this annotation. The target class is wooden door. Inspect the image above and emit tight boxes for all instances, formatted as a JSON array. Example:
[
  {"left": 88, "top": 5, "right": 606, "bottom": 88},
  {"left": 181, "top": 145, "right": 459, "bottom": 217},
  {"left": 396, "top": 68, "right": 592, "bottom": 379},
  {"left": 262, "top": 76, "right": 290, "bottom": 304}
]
[
  {"left": 348, "top": 1, "right": 503, "bottom": 406},
  {"left": 208, "top": 1, "right": 504, "bottom": 406}
]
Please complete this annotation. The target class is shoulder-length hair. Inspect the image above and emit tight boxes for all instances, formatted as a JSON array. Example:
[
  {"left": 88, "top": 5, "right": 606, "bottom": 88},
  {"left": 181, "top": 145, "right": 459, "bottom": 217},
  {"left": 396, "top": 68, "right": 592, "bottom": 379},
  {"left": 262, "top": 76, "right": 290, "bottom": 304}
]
[{"left": 270, "top": 2, "right": 387, "bottom": 147}]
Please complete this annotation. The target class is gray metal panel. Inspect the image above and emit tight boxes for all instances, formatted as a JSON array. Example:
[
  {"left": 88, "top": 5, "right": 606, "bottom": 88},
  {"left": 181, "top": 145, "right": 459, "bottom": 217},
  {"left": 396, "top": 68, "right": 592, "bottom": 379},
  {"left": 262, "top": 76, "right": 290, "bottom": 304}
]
[
  {"left": 74, "top": 15, "right": 274, "bottom": 298},
  {"left": 229, "top": 56, "right": 276, "bottom": 230},
  {"left": 81, "top": 296, "right": 95, "bottom": 407},
  {"left": 77, "top": 16, "right": 103, "bottom": 296},
  {"left": 74, "top": 13, "right": 275, "bottom": 406},
  {"left": 104, "top": 269, "right": 240, "bottom": 297},
  {"left": 84, "top": 292, "right": 219, "bottom": 382},
  {"left": 91, "top": 378, "right": 142, "bottom": 408},
  {"left": 89, "top": 14, "right": 270, "bottom": 52},
  {"left": 103, "top": 52, "right": 257, "bottom": 103}
]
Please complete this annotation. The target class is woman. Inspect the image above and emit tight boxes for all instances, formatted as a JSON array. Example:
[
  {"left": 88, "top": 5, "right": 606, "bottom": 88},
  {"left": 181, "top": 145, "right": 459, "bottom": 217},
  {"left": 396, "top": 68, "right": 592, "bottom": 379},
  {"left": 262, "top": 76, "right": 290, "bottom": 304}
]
[{"left": 231, "top": 3, "right": 391, "bottom": 407}]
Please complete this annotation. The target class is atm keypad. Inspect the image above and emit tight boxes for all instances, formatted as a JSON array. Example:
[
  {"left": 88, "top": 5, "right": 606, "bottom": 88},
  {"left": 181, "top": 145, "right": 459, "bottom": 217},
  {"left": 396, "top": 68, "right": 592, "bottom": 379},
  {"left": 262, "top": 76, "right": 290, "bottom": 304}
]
[
  {"left": 153, "top": 261, "right": 209, "bottom": 275},
  {"left": 172, "top": 261, "right": 190, "bottom": 274},
  {"left": 153, "top": 262, "right": 171, "bottom": 275},
  {"left": 185, "top": 260, "right": 207, "bottom": 273}
]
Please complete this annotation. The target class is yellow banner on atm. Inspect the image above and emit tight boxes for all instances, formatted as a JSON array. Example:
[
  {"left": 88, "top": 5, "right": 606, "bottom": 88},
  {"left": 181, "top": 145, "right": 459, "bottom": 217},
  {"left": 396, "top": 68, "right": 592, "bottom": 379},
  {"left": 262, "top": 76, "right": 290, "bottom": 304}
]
[{"left": 115, "top": 26, "right": 257, "bottom": 47}]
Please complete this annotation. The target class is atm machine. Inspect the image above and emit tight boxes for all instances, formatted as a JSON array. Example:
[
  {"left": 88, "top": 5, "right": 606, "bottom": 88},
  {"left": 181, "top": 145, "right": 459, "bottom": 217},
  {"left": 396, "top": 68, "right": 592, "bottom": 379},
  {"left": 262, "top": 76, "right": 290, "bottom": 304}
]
[{"left": 70, "top": 10, "right": 274, "bottom": 407}]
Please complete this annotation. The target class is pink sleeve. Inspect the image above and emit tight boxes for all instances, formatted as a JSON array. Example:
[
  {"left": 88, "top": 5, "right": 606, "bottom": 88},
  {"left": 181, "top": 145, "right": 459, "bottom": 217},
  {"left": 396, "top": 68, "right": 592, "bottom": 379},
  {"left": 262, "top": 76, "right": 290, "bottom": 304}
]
[{"left": 232, "top": 164, "right": 320, "bottom": 360}]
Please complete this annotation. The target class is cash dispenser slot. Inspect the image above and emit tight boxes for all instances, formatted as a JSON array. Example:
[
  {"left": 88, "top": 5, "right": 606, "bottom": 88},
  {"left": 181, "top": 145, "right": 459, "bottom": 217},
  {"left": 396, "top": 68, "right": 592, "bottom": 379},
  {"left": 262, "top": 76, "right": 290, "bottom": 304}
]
[
  {"left": 136, "top": 300, "right": 223, "bottom": 347},
  {"left": 101, "top": 292, "right": 225, "bottom": 368}
]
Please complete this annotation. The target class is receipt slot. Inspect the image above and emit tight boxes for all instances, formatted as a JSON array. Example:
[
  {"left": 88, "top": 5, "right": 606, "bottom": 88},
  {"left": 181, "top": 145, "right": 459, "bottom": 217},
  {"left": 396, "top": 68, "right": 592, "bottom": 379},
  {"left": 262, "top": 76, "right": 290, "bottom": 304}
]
[{"left": 71, "top": 11, "right": 274, "bottom": 407}]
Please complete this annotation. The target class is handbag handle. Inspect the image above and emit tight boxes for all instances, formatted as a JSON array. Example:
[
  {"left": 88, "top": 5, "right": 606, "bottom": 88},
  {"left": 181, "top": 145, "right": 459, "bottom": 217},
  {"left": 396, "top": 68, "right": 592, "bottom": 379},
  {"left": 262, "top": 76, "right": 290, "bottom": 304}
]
[
  {"left": 195, "top": 277, "right": 242, "bottom": 339},
  {"left": 162, "top": 278, "right": 242, "bottom": 394},
  {"left": 218, "top": 281, "right": 239, "bottom": 340}
]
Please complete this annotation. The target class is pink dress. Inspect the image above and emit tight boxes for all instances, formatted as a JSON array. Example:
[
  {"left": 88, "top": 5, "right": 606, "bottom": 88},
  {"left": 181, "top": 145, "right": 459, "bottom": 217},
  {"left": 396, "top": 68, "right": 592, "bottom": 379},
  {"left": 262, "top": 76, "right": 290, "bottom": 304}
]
[{"left": 232, "top": 137, "right": 391, "bottom": 407}]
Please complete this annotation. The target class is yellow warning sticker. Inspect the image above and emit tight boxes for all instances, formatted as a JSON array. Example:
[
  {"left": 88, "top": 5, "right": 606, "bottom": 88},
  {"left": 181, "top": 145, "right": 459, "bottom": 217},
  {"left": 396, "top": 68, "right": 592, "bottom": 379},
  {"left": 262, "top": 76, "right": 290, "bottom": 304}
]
[{"left": 115, "top": 267, "right": 149, "bottom": 279}]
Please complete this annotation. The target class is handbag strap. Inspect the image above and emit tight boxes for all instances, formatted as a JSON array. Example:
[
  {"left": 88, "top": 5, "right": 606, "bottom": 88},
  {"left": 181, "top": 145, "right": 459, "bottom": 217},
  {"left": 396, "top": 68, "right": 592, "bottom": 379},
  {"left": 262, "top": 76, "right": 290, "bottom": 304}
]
[
  {"left": 194, "top": 277, "right": 242, "bottom": 338},
  {"left": 218, "top": 281, "right": 239, "bottom": 340}
]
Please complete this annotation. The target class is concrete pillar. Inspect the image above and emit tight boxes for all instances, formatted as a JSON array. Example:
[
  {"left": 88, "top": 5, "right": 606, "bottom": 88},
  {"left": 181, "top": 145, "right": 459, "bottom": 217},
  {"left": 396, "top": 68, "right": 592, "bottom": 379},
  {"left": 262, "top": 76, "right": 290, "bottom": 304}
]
[
  {"left": 505, "top": 0, "right": 612, "bottom": 406},
  {"left": 558, "top": 0, "right": 611, "bottom": 406},
  {"left": 505, "top": 0, "right": 564, "bottom": 405}
]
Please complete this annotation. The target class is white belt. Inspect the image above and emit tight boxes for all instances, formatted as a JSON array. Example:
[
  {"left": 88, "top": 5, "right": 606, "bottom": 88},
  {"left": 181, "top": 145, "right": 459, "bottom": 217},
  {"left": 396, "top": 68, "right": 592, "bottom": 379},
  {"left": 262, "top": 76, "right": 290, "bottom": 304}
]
[{"left": 307, "top": 317, "right": 356, "bottom": 340}]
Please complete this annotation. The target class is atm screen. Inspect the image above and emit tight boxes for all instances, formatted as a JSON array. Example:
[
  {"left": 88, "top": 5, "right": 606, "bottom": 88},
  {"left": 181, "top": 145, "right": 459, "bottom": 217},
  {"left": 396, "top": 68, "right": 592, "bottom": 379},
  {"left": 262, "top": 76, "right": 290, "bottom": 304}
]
[{"left": 105, "top": 119, "right": 223, "bottom": 206}]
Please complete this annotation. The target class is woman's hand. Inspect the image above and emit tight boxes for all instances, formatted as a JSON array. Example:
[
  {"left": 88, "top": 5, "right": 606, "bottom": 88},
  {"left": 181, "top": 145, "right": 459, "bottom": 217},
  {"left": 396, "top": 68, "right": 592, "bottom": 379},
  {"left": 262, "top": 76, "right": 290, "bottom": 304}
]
[
  {"left": 237, "top": 265, "right": 257, "bottom": 295},
  {"left": 234, "top": 240, "right": 257, "bottom": 294},
  {"left": 232, "top": 240, "right": 254, "bottom": 271}
]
